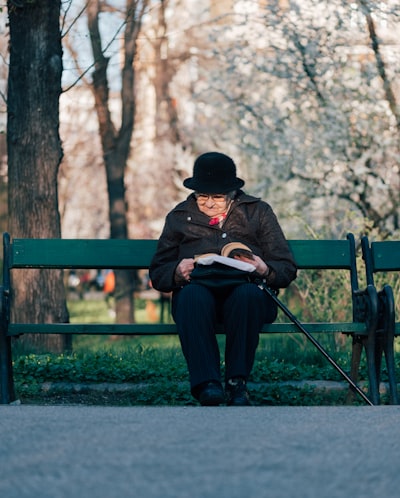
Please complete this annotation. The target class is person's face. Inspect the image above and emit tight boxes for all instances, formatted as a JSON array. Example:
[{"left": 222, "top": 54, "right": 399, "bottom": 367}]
[{"left": 195, "top": 193, "right": 229, "bottom": 217}]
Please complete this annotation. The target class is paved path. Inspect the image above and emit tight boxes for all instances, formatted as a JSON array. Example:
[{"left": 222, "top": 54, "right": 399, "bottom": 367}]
[{"left": 1, "top": 405, "right": 399, "bottom": 498}]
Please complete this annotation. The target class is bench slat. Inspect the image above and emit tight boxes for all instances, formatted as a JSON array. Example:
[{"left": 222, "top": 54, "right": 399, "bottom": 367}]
[
  {"left": 8, "top": 321, "right": 367, "bottom": 336},
  {"left": 9, "top": 238, "right": 353, "bottom": 270},
  {"left": 10, "top": 239, "right": 159, "bottom": 269},
  {"left": 371, "top": 241, "right": 400, "bottom": 272},
  {"left": 288, "top": 240, "right": 352, "bottom": 269}
]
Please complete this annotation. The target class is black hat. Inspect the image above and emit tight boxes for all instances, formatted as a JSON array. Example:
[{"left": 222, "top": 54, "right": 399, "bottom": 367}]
[{"left": 183, "top": 152, "right": 245, "bottom": 193}]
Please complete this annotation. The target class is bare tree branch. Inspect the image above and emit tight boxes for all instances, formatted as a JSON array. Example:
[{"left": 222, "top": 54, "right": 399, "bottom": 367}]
[
  {"left": 358, "top": 0, "right": 400, "bottom": 131},
  {"left": 292, "top": 33, "right": 326, "bottom": 106}
]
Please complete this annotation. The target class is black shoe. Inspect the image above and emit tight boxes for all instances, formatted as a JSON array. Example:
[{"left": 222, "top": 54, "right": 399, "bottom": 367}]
[
  {"left": 226, "top": 377, "right": 251, "bottom": 406},
  {"left": 197, "top": 381, "right": 225, "bottom": 406}
]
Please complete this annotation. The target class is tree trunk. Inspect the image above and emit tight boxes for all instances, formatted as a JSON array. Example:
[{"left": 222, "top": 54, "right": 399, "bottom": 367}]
[
  {"left": 87, "top": 0, "right": 147, "bottom": 323},
  {"left": 7, "top": 0, "right": 70, "bottom": 353},
  {"left": 154, "top": 1, "right": 181, "bottom": 145}
]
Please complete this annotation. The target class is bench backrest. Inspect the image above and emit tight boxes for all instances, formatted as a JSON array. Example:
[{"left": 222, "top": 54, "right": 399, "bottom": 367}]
[
  {"left": 5, "top": 235, "right": 357, "bottom": 272},
  {"left": 370, "top": 241, "right": 400, "bottom": 272},
  {"left": 7, "top": 237, "right": 158, "bottom": 269},
  {"left": 362, "top": 236, "right": 400, "bottom": 285}
]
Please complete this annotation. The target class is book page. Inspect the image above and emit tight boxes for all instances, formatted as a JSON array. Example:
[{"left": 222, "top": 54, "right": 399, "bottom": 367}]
[{"left": 196, "top": 254, "right": 256, "bottom": 272}]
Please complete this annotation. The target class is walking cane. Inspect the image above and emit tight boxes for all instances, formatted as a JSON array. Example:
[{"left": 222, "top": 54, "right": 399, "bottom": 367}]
[{"left": 259, "top": 282, "right": 374, "bottom": 406}]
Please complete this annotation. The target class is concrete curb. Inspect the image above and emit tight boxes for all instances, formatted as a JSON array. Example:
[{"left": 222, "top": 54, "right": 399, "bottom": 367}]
[{"left": 35, "top": 379, "right": 379, "bottom": 394}]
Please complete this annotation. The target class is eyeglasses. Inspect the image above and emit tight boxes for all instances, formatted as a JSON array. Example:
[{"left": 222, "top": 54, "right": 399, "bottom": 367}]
[{"left": 195, "top": 193, "right": 227, "bottom": 203}]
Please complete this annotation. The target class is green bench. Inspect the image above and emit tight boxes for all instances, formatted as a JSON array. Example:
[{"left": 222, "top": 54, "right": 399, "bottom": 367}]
[
  {"left": 361, "top": 237, "right": 400, "bottom": 404},
  {"left": 0, "top": 232, "right": 384, "bottom": 405}
]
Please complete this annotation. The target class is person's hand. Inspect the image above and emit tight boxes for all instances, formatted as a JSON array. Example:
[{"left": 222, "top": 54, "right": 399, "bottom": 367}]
[
  {"left": 233, "top": 254, "right": 269, "bottom": 277},
  {"left": 175, "top": 258, "right": 195, "bottom": 283}
]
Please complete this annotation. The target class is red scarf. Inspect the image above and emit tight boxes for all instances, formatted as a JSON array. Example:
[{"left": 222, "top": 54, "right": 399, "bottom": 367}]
[{"left": 209, "top": 212, "right": 227, "bottom": 226}]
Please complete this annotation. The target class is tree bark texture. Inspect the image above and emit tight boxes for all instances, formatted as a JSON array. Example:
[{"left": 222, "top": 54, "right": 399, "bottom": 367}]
[
  {"left": 87, "top": 0, "right": 147, "bottom": 323},
  {"left": 153, "top": 1, "right": 181, "bottom": 144},
  {"left": 7, "top": 0, "right": 70, "bottom": 353}
]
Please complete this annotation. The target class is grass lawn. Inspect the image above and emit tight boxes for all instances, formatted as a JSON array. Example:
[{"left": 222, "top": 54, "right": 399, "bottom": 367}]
[{"left": 11, "top": 296, "right": 399, "bottom": 406}]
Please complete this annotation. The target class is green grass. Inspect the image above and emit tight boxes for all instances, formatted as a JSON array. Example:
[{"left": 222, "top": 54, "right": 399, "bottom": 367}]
[
  {"left": 11, "top": 297, "right": 399, "bottom": 406},
  {"left": 67, "top": 296, "right": 152, "bottom": 324}
]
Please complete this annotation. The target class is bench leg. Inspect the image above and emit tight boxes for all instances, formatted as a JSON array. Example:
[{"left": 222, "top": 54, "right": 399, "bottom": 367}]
[
  {"left": 365, "top": 337, "right": 380, "bottom": 405},
  {"left": 346, "top": 334, "right": 380, "bottom": 406},
  {"left": 383, "top": 337, "right": 398, "bottom": 405},
  {"left": 380, "top": 286, "right": 399, "bottom": 405},
  {"left": 374, "top": 334, "right": 383, "bottom": 386},
  {"left": 0, "top": 332, "right": 15, "bottom": 404},
  {"left": 362, "top": 286, "right": 380, "bottom": 405},
  {"left": 346, "top": 338, "right": 363, "bottom": 404}
]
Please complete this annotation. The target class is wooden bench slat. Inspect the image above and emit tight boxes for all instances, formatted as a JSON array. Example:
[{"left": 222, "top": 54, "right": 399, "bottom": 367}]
[
  {"left": 9, "top": 238, "right": 353, "bottom": 270},
  {"left": 8, "top": 321, "right": 368, "bottom": 336},
  {"left": 287, "top": 240, "right": 352, "bottom": 269},
  {"left": 371, "top": 241, "right": 400, "bottom": 272},
  {"left": 11, "top": 239, "right": 159, "bottom": 269}
]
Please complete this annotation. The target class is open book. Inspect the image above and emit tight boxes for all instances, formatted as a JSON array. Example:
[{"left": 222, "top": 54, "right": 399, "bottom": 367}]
[{"left": 194, "top": 242, "right": 257, "bottom": 273}]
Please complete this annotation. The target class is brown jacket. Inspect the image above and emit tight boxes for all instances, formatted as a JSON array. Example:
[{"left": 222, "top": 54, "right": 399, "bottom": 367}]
[{"left": 149, "top": 191, "right": 297, "bottom": 292}]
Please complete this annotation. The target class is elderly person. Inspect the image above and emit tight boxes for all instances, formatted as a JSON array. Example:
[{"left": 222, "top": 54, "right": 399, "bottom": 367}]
[{"left": 149, "top": 152, "right": 297, "bottom": 406}]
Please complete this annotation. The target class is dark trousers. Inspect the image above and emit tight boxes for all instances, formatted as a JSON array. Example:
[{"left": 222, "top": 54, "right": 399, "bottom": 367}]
[{"left": 172, "top": 282, "right": 278, "bottom": 395}]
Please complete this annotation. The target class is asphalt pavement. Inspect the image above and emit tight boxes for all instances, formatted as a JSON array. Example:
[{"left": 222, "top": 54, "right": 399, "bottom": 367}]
[{"left": 1, "top": 405, "right": 400, "bottom": 498}]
